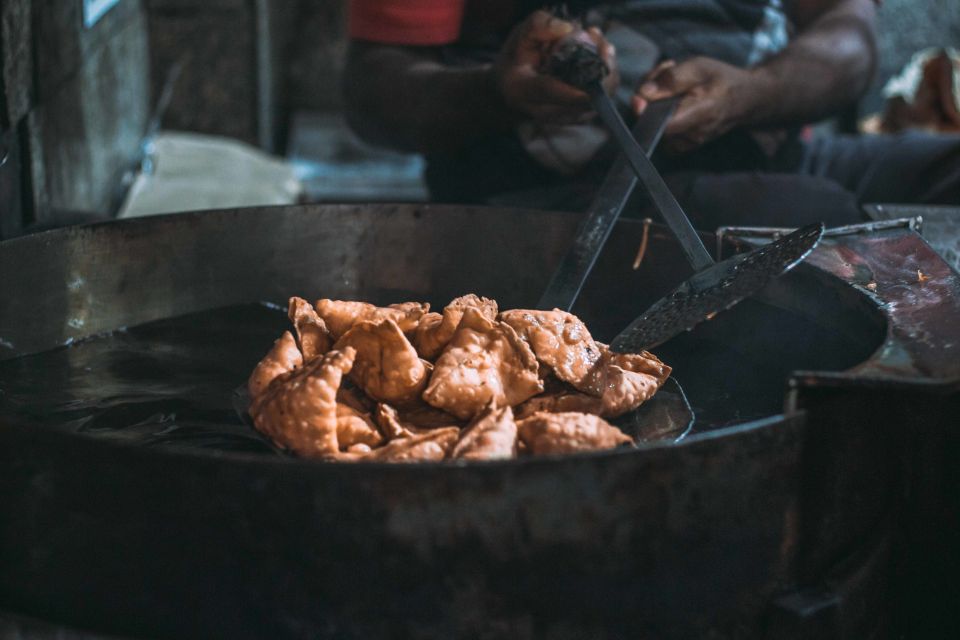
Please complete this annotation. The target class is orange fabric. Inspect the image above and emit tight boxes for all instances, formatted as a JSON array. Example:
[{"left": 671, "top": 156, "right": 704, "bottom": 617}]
[{"left": 349, "top": 0, "right": 466, "bottom": 46}]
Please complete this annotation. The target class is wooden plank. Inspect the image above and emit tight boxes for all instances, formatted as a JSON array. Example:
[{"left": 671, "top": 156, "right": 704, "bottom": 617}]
[
  {"left": 1, "top": 0, "right": 34, "bottom": 126},
  {"left": 32, "top": 0, "right": 143, "bottom": 104},
  {"left": 0, "top": 125, "right": 27, "bottom": 238},
  {"left": 29, "top": 10, "right": 149, "bottom": 218}
]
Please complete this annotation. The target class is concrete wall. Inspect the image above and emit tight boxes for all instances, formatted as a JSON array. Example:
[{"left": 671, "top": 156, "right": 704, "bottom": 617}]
[
  {"left": 0, "top": 0, "right": 330, "bottom": 238},
  {"left": 0, "top": 0, "right": 954, "bottom": 239},
  {"left": 283, "top": 0, "right": 348, "bottom": 114},
  {"left": 143, "top": 0, "right": 343, "bottom": 152},
  {"left": 864, "top": 0, "right": 960, "bottom": 115},
  {"left": 146, "top": 0, "right": 262, "bottom": 148}
]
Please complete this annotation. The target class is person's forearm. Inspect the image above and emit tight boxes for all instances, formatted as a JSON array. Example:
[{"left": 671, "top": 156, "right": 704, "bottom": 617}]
[
  {"left": 343, "top": 43, "right": 517, "bottom": 153},
  {"left": 744, "top": 0, "right": 877, "bottom": 127}
]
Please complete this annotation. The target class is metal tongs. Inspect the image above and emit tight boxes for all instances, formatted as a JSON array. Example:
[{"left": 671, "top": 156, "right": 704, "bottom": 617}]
[{"left": 541, "top": 37, "right": 824, "bottom": 352}]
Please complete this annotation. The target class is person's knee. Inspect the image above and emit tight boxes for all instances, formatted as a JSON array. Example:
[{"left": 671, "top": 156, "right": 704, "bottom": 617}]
[
  {"left": 850, "top": 132, "right": 960, "bottom": 205},
  {"left": 899, "top": 132, "right": 960, "bottom": 204},
  {"left": 678, "top": 173, "right": 864, "bottom": 229}
]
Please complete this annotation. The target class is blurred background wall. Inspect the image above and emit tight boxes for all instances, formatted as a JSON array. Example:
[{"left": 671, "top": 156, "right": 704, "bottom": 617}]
[
  {"left": 1, "top": 0, "right": 150, "bottom": 236},
  {"left": 0, "top": 0, "right": 957, "bottom": 239},
  {"left": 867, "top": 0, "right": 960, "bottom": 116}
]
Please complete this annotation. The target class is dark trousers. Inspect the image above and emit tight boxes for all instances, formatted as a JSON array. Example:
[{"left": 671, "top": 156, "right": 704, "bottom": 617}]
[
  {"left": 467, "top": 131, "right": 960, "bottom": 230},
  {"left": 669, "top": 131, "right": 960, "bottom": 230}
]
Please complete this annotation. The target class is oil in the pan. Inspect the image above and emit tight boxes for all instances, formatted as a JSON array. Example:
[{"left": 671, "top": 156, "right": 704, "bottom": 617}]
[
  {"left": 0, "top": 303, "right": 291, "bottom": 455},
  {"left": 2, "top": 298, "right": 838, "bottom": 452}
]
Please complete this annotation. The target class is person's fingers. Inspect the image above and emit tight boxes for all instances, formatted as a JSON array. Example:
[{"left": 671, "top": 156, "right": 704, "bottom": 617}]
[
  {"left": 503, "top": 71, "right": 592, "bottom": 120},
  {"left": 660, "top": 95, "right": 719, "bottom": 153},
  {"left": 527, "top": 103, "right": 593, "bottom": 123},
  {"left": 585, "top": 29, "right": 606, "bottom": 60},
  {"left": 659, "top": 59, "right": 708, "bottom": 92},
  {"left": 509, "top": 11, "right": 575, "bottom": 66},
  {"left": 635, "top": 60, "right": 677, "bottom": 100},
  {"left": 517, "top": 73, "right": 591, "bottom": 107},
  {"left": 525, "top": 10, "right": 575, "bottom": 43},
  {"left": 634, "top": 61, "right": 672, "bottom": 115},
  {"left": 583, "top": 27, "right": 620, "bottom": 96},
  {"left": 631, "top": 95, "right": 648, "bottom": 116},
  {"left": 585, "top": 28, "right": 616, "bottom": 69},
  {"left": 665, "top": 92, "right": 717, "bottom": 139},
  {"left": 586, "top": 27, "right": 606, "bottom": 52},
  {"left": 643, "top": 60, "right": 676, "bottom": 83},
  {"left": 666, "top": 99, "right": 709, "bottom": 136},
  {"left": 637, "top": 58, "right": 707, "bottom": 101},
  {"left": 599, "top": 40, "right": 616, "bottom": 66}
]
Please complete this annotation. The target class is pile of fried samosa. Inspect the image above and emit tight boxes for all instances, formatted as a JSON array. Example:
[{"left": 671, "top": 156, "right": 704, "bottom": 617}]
[{"left": 248, "top": 295, "right": 670, "bottom": 462}]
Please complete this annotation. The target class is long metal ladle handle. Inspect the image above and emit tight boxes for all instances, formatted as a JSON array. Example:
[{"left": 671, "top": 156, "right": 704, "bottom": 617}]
[{"left": 586, "top": 82, "right": 715, "bottom": 272}]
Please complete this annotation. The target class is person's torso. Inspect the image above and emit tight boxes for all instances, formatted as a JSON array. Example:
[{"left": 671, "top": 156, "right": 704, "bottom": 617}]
[
  {"left": 427, "top": 0, "right": 796, "bottom": 203},
  {"left": 450, "top": 0, "right": 791, "bottom": 68}
]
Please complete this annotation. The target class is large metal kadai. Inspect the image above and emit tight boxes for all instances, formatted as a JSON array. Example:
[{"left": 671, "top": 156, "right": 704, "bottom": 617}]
[{"left": 0, "top": 205, "right": 957, "bottom": 639}]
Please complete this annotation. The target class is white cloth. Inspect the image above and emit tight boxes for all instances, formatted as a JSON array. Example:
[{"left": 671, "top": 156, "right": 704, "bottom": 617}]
[
  {"left": 883, "top": 47, "right": 960, "bottom": 109},
  {"left": 119, "top": 131, "right": 301, "bottom": 218},
  {"left": 517, "top": 23, "right": 659, "bottom": 174}
]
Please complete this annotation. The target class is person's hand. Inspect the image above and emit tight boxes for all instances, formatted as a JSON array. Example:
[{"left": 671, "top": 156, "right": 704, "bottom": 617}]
[
  {"left": 632, "top": 57, "right": 766, "bottom": 153},
  {"left": 494, "top": 11, "right": 618, "bottom": 124}
]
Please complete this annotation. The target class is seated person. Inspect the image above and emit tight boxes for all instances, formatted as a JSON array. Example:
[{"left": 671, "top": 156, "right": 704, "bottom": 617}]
[{"left": 343, "top": 0, "right": 960, "bottom": 229}]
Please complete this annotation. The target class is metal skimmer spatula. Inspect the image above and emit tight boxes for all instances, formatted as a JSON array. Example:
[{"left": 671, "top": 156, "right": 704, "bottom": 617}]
[{"left": 546, "top": 39, "right": 824, "bottom": 352}]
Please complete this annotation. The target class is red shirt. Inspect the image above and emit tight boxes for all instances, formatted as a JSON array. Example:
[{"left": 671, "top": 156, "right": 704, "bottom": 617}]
[{"left": 349, "top": 0, "right": 466, "bottom": 46}]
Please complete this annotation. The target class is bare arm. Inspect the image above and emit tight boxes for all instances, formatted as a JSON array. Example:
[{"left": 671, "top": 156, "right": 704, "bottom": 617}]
[
  {"left": 634, "top": 0, "right": 878, "bottom": 151},
  {"left": 342, "top": 43, "right": 514, "bottom": 154},
  {"left": 749, "top": 0, "right": 878, "bottom": 125},
  {"left": 343, "top": 12, "right": 617, "bottom": 154}
]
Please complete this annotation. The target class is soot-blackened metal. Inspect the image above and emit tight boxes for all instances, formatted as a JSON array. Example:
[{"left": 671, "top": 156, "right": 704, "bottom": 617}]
[{"left": 614, "top": 223, "right": 824, "bottom": 351}]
